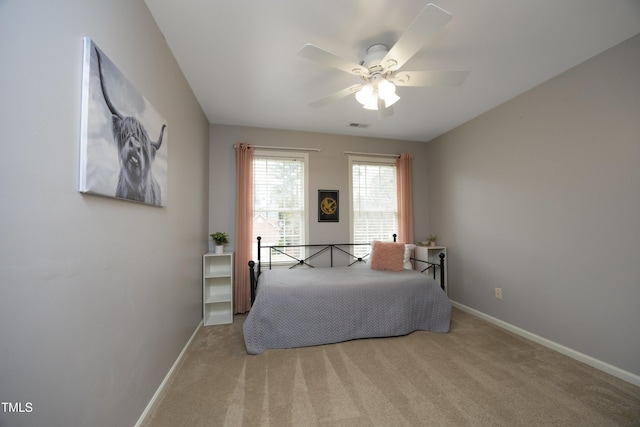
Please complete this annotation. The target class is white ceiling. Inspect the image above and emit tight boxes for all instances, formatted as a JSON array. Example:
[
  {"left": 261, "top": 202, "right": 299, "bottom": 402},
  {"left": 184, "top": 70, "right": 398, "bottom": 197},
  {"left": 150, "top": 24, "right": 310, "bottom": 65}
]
[{"left": 145, "top": 0, "right": 640, "bottom": 142}]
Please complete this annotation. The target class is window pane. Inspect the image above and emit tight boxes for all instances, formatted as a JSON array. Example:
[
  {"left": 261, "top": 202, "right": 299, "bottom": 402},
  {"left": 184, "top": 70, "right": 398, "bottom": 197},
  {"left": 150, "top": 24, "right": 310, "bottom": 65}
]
[
  {"left": 252, "top": 155, "right": 305, "bottom": 261},
  {"left": 351, "top": 161, "right": 398, "bottom": 256}
]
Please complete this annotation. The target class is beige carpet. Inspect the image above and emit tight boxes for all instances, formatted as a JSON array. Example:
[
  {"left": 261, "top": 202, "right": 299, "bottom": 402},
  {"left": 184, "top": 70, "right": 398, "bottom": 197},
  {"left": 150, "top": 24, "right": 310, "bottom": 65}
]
[{"left": 143, "top": 308, "right": 640, "bottom": 426}]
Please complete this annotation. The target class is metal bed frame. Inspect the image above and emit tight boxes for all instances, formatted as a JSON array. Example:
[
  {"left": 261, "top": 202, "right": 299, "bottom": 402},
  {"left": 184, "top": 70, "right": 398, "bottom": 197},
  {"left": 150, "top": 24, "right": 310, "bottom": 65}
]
[{"left": 248, "top": 234, "right": 445, "bottom": 304}]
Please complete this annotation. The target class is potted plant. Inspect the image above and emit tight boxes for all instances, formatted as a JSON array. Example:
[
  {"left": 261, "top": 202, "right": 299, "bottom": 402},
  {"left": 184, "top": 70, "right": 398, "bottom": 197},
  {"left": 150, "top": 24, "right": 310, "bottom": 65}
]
[
  {"left": 427, "top": 235, "right": 437, "bottom": 247},
  {"left": 210, "top": 232, "right": 229, "bottom": 254}
]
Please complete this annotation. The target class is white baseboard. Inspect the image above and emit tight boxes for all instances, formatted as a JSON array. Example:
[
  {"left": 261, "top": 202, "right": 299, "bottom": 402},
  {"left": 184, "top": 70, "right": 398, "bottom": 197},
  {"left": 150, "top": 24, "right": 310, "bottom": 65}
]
[
  {"left": 452, "top": 301, "right": 640, "bottom": 388},
  {"left": 134, "top": 320, "right": 204, "bottom": 427}
]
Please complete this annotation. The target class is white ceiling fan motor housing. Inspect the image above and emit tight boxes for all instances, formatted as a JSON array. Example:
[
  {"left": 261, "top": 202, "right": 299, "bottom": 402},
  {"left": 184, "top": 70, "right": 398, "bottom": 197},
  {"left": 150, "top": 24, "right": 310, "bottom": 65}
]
[{"left": 360, "top": 44, "right": 389, "bottom": 72}]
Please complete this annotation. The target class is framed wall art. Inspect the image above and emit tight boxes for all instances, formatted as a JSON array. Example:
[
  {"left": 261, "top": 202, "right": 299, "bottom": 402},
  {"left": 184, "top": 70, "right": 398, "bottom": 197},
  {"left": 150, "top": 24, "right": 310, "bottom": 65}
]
[
  {"left": 79, "top": 37, "right": 168, "bottom": 207},
  {"left": 318, "top": 190, "right": 339, "bottom": 222}
]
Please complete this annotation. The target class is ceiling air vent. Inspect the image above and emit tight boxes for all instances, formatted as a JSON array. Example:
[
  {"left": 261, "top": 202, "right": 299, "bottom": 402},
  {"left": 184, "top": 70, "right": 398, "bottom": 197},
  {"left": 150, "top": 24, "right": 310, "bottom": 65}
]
[{"left": 348, "top": 122, "right": 370, "bottom": 129}]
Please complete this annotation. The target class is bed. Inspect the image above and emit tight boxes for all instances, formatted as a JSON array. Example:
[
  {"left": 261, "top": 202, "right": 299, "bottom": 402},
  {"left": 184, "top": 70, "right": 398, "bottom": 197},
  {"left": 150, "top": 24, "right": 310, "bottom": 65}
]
[{"left": 243, "top": 236, "right": 451, "bottom": 354}]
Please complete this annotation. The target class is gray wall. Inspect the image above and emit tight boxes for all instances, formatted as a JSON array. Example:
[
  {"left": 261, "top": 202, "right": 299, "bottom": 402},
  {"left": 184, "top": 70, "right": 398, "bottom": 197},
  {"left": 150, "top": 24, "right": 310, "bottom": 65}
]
[
  {"left": 426, "top": 34, "right": 640, "bottom": 377},
  {"left": 0, "top": 1, "right": 209, "bottom": 427},
  {"left": 209, "top": 125, "right": 432, "bottom": 252}
]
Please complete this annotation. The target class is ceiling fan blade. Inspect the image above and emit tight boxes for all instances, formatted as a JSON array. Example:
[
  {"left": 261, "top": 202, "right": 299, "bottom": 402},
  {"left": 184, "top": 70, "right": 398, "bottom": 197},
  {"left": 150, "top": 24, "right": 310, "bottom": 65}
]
[
  {"left": 308, "top": 84, "right": 363, "bottom": 108},
  {"left": 391, "top": 70, "right": 469, "bottom": 87},
  {"left": 382, "top": 4, "right": 452, "bottom": 72},
  {"left": 298, "top": 44, "right": 370, "bottom": 77}
]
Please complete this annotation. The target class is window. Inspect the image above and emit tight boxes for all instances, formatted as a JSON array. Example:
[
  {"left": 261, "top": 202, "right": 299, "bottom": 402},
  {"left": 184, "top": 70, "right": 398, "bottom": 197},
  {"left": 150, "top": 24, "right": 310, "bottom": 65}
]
[
  {"left": 349, "top": 156, "right": 398, "bottom": 252},
  {"left": 252, "top": 151, "right": 308, "bottom": 261}
]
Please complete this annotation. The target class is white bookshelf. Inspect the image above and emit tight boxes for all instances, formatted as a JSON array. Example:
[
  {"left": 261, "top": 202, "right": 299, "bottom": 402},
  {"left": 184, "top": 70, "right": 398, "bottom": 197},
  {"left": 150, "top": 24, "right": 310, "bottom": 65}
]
[{"left": 203, "top": 252, "right": 233, "bottom": 325}]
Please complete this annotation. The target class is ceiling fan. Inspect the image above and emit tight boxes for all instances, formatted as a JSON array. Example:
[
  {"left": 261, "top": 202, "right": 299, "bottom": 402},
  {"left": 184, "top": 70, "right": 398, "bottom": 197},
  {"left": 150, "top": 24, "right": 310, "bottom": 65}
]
[{"left": 298, "top": 3, "right": 469, "bottom": 118}]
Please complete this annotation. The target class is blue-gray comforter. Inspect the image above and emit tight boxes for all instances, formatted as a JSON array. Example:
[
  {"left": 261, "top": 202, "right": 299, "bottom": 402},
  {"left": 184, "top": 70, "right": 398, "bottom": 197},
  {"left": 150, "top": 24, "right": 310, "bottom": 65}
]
[{"left": 243, "top": 267, "right": 451, "bottom": 354}]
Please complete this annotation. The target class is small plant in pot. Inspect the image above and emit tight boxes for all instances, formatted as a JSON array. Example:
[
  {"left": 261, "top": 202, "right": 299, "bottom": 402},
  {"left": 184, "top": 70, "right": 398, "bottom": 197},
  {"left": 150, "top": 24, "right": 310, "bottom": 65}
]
[
  {"left": 210, "top": 232, "right": 229, "bottom": 254},
  {"left": 427, "top": 235, "right": 437, "bottom": 247}
]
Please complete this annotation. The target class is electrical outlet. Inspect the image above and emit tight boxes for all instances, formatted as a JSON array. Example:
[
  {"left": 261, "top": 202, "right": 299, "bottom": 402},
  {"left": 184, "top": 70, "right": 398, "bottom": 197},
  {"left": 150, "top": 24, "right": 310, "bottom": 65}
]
[{"left": 495, "top": 288, "right": 502, "bottom": 300}]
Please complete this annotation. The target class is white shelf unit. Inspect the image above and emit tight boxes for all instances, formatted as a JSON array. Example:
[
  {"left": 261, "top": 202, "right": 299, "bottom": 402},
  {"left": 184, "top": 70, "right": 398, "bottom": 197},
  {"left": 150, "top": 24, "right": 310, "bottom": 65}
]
[
  {"left": 203, "top": 252, "right": 233, "bottom": 326},
  {"left": 414, "top": 246, "right": 448, "bottom": 295}
]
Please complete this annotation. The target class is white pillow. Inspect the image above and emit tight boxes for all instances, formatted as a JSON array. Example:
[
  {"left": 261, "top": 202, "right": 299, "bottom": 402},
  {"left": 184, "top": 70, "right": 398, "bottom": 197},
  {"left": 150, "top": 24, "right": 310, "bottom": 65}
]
[{"left": 403, "top": 244, "right": 416, "bottom": 269}]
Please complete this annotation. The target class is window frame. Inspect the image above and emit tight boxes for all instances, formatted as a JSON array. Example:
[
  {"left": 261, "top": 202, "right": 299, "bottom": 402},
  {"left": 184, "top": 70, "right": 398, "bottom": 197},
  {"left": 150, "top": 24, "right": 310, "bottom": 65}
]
[
  {"left": 348, "top": 155, "right": 398, "bottom": 246},
  {"left": 252, "top": 150, "right": 309, "bottom": 263}
]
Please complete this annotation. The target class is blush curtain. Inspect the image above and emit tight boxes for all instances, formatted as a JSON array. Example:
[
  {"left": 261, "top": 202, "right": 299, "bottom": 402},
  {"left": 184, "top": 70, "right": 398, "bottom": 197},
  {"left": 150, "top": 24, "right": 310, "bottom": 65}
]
[
  {"left": 234, "top": 143, "right": 253, "bottom": 314},
  {"left": 396, "top": 153, "right": 414, "bottom": 244}
]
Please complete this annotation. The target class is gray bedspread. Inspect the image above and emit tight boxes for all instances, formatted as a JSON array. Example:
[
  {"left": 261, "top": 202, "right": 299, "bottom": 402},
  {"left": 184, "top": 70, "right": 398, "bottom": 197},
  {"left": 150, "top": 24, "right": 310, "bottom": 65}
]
[{"left": 243, "top": 267, "right": 451, "bottom": 354}]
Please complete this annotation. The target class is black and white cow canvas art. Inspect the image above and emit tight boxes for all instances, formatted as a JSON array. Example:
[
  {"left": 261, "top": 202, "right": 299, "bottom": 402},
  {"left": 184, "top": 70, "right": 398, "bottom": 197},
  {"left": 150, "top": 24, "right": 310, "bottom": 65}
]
[{"left": 79, "top": 38, "right": 168, "bottom": 206}]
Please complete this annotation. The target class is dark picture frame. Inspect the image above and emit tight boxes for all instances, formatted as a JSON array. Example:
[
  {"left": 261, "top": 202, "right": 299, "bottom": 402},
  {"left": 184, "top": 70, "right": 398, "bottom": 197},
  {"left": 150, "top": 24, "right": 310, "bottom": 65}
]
[{"left": 318, "top": 190, "right": 339, "bottom": 222}]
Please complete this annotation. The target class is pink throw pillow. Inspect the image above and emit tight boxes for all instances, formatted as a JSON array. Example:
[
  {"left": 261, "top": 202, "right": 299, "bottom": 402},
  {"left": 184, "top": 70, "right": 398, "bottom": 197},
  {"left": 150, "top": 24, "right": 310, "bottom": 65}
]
[{"left": 370, "top": 241, "right": 405, "bottom": 272}]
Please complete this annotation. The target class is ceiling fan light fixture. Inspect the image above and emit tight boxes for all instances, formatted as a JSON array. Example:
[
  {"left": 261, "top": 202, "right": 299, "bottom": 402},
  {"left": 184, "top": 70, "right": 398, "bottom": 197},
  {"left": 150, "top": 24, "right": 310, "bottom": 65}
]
[
  {"left": 382, "top": 91, "right": 400, "bottom": 108},
  {"left": 355, "top": 84, "right": 375, "bottom": 106},
  {"left": 377, "top": 79, "right": 399, "bottom": 108},
  {"left": 377, "top": 78, "right": 395, "bottom": 97},
  {"left": 356, "top": 79, "right": 400, "bottom": 110},
  {"left": 362, "top": 95, "right": 379, "bottom": 110}
]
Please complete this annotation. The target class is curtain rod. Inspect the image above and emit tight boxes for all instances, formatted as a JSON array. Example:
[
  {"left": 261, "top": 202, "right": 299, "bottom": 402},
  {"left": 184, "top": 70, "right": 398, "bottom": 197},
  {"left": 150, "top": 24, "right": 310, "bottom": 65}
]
[
  {"left": 342, "top": 150, "right": 400, "bottom": 158},
  {"left": 234, "top": 144, "right": 321, "bottom": 152}
]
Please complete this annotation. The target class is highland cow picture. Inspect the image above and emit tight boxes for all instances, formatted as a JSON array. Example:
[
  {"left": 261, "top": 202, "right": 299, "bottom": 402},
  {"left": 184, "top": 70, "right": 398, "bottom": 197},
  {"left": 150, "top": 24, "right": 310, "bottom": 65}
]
[{"left": 79, "top": 38, "right": 168, "bottom": 206}]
